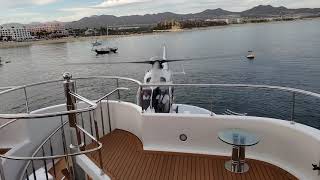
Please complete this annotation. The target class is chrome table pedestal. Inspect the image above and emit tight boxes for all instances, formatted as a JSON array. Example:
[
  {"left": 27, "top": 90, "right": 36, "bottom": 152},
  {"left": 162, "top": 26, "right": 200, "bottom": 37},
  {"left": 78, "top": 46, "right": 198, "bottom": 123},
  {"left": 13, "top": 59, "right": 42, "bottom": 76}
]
[
  {"left": 225, "top": 146, "right": 249, "bottom": 173},
  {"left": 218, "top": 129, "right": 260, "bottom": 174}
]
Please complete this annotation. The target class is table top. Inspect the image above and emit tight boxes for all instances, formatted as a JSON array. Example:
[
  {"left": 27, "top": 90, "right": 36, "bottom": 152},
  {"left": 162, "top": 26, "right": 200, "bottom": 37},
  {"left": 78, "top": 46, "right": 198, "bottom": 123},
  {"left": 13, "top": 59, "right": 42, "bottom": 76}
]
[{"left": 218, "top": 128, "right": 260, "bottom": 146}]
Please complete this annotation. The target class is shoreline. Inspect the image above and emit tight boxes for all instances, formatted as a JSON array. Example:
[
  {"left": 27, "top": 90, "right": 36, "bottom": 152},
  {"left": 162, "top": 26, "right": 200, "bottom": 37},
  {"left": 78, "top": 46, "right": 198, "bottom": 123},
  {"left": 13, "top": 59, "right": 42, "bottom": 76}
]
[
  {"left": 0, "top": 34, "right": 148, "bottom": 49},
  {"left": 1, "top": 17, "right": 319, "bottom": 49}
]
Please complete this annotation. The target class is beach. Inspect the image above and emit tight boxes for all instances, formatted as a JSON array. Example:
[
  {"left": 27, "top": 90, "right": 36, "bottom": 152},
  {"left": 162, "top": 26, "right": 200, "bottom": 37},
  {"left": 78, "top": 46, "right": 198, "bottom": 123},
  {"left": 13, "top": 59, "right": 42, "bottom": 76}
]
[
  {"left": 1, "top": 17, "right": 318, "bottom": 49},
  {"left": 0, "top": 33, "right": 150, "bottom": 49}
]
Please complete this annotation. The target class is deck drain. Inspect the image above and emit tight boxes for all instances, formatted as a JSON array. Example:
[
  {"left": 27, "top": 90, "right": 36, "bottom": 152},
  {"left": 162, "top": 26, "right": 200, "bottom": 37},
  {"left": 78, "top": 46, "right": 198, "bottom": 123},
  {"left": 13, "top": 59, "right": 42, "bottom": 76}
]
[{"left": 179, "top": 134, "right": 188, "bottom": 142}]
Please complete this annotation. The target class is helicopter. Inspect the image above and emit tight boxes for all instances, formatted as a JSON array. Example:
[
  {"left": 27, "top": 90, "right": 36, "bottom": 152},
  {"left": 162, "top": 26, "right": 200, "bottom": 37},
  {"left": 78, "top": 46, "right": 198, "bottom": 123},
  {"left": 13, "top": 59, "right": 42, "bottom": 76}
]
[
  {"left": 136, "top": 46, "right": 185, "bottom": 113},
  {"left": 67, "top": 46, "right": 242, "bottom": 114},
  {"left": 72, "top": 46, "right": 189, "bottom": 113}
]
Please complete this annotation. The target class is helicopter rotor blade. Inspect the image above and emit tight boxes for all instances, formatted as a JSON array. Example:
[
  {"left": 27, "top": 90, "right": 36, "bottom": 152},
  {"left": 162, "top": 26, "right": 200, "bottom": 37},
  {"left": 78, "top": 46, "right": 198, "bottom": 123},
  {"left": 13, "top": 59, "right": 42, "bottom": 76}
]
[
  {"left": 64, "top": 60, "right": 154, "bottom": 66},
  {"left": 163, "top": 54, "right": 242, "bottom": 63},
  {"left": 64, "top": 53, "right": 243, "bottom": 66}
]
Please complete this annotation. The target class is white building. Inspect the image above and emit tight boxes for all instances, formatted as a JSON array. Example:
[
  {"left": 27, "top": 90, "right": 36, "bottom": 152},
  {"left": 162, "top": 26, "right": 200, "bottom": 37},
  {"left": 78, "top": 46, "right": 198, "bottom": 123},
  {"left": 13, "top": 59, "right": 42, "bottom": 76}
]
[
  {"left": 84, "top": 29, "right": 98, "bottom": 36},
  {"left": 205, "top": 18, "right": 229, "bottom": 24},
  {"left": 0, "top": 23, "right": 32, "bottom": 41},
  {"left": 28, "top": 22, "right": 68, "bottom": 36}
]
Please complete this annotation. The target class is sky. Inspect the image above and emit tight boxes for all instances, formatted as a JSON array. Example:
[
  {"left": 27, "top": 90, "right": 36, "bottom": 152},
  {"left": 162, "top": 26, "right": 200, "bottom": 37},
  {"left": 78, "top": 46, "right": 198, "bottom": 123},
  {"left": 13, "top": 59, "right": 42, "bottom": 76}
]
[{"left": 0, "top": 0, "right": 319, "bottom": 24}]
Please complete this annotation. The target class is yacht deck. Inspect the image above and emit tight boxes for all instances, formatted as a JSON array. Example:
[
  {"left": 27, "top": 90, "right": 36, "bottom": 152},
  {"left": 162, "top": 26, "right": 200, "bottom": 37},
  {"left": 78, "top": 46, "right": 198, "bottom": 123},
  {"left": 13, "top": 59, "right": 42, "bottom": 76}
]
[{"left": 87, "top": 129, "right": 297, "bottom": 180}]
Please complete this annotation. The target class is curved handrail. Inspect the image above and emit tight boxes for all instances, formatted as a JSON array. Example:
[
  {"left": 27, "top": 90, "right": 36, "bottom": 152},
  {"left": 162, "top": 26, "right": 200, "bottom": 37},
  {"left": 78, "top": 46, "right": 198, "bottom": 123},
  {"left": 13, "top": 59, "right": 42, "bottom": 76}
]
[
  {"left": 18, "top": 121, "right": 69, "bottom": 180},
  {"left": 0, "top": 76, "right": 141, "bottom": 120},
  {"left": 0, "top": 121, "right": 102, "bottom": 161},
  {"left": 0, "top": 76, "right": 141, "bottom": 96},
  {"left": 140, "top": 83, "right": 320, "bottom": 98},
  {"left": 0, "top": 86, "right": 17, "bottom": 91},
  {"left": 95, "top": 87, "right": 130, "bottom": 103},
  {"left": 0, "top": 83, "right": 131, "bottom": 161},
  {"left": 0, "top": 105, "right": 97, "bottom": 120},
  {"left": 1, "top": 81, "right": 319, "bottom": 121},
  {"left": 0, "top": 76, "right": 139, "bottom": 179},
  {"left": 16, "top": 119, "right": 103, "bottom": 180}
]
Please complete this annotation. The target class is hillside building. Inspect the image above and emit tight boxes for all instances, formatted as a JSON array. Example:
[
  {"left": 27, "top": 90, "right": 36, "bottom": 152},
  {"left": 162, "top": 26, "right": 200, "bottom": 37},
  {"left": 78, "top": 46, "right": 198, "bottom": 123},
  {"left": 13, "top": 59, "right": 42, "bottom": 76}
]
[
  {"left": 0, "top": 23, "right": 32, "bottom": 41},
  {"left": 28, "top": 22, "right": 68, "bottom": 36}
]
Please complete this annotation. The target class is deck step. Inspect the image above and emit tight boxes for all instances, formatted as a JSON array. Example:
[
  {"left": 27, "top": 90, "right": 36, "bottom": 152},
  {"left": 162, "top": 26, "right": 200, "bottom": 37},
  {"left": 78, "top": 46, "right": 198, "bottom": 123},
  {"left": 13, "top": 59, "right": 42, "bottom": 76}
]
[
  {"left": 61, "top": 168, "right": 72, "bottom": 180},
  {"left": 0, "top": 148, "right": 10, "bottom": 155},
  {"left": 48, "top": 158, "right": 73, "bottom": 180}
]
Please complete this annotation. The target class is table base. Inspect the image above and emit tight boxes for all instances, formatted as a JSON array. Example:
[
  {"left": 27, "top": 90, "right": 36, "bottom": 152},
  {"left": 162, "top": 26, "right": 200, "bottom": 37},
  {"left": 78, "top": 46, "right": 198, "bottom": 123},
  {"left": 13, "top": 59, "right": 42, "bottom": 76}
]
[{"left": 225, "top": 160, "right": 249, "bottom": 173}]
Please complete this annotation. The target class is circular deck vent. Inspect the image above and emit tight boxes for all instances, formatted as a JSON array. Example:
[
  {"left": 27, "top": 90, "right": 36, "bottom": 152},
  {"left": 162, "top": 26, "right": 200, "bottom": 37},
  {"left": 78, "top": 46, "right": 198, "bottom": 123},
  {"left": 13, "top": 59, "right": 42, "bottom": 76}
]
[{"left": 179, "top": 134, "right": 188, "bottom": 142}]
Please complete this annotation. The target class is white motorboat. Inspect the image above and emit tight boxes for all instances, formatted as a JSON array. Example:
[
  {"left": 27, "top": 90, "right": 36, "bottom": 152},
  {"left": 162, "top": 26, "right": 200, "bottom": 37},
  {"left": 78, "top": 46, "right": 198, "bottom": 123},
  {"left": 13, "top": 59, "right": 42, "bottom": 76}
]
[{"left": 246, "top": 51, "right": 255, "bottom": 59}]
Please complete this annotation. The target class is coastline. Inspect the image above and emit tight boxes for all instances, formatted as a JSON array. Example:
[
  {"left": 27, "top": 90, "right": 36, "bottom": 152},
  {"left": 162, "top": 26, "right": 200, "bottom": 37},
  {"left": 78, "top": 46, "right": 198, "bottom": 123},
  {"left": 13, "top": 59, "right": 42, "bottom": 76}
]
[
  {"left": 1, "top": 17, "right": 319, "bottom": 49},
  {"left": 0, "top": 34, "right": 147, "bottom": 49}
]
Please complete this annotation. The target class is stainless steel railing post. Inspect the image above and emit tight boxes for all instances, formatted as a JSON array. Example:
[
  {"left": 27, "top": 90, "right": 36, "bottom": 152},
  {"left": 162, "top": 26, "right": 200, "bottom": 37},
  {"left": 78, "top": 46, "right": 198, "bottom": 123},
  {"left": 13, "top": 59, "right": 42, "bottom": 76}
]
[
  {"left": 116, "top": 79, "right": 121, "bottom": 101},
  {"left": 62, "top": 72, "right": 85, "bottom": 180},
  {"left": 291, "top": 92, "right": 296, "bottom": 124},
  {"left": 106, "top": 97, "right": 112, "bottom": 132},
  {"left": 23, "top": 87, "right": 30, "bottom": 113},
  {"left": 0, "top": 158, "right": 5, "bottom": 180},
  {"left": 210, "top": 95, "right": 214, "bottom": 116}
]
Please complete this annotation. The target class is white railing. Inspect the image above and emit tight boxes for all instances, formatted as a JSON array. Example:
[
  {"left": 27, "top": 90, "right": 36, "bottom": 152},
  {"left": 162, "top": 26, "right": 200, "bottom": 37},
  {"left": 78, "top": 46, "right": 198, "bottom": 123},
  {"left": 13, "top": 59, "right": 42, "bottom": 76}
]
[
  {"left": 0, "top": 76, "right": 139, "bottom": 180},
  {"left": 1, "top": 75, "right": 320, "bottom": 179},
  {"left": 141, "top": 83, "right": 320, "bottom": 126}
]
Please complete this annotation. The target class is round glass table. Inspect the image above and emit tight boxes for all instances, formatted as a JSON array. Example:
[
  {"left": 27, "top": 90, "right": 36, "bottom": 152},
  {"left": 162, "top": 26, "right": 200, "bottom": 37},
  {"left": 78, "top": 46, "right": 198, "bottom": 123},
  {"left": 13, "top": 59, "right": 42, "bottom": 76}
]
[{"left": 218, "top": 129, "right": 260, "bottom": 173}]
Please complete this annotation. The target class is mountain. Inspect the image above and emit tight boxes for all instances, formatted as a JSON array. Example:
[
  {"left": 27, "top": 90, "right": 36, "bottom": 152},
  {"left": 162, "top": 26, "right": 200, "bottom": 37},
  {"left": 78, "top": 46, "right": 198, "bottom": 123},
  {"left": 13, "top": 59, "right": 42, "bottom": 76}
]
[
  {"left": 194, "top": 8, "right": 236, "bottom": 17},
  {"left": 241, "top": 5, "right": 320, "bottom": 17},
  {"left": 64, "top": 5, "right": 320, "bottom": 29},
  {"left": 241, "top": 5, "right": 290, "bottom": 17},
  {"left": 65, "top": 9, "right": 237, "bottom": 29}
]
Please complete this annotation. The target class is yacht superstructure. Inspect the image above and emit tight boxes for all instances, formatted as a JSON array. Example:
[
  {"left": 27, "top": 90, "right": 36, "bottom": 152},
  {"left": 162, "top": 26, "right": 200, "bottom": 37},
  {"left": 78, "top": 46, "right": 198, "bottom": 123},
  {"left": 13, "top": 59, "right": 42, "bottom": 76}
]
[{"left": 0, "top": 73, "right": 320, "bottom": 180}]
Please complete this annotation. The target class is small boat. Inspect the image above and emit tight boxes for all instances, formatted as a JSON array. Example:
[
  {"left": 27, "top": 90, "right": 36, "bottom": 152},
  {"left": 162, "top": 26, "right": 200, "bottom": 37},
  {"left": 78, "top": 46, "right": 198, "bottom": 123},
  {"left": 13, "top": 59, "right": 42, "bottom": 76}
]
[
  {"left": 110, "top": 47, "right": 118, "bottom": 53},
  {"left": 92, "top": 40, "right": 102, "bottom": 46},
  {"left": 95, "top": 48, "right": 110, "bottom": 54},
  {"left": 92, "top": 40, "right": 118, "bottom": 55},
  {"left": 246, "top": 51, "right": 255, "bottom": 59},
  {"left": 94, "top": 47, "right": 118, "bottom": 54},
  {"left": 91, "top": 26, "right": 118, "bottom": 55}
]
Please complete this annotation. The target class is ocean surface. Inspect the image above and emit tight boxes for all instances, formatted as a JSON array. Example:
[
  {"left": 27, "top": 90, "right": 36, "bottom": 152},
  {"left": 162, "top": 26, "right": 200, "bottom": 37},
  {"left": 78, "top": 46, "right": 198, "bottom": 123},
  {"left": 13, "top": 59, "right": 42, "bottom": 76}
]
[{"left": 1, "top": 19, "right": 320, "bottom": 128}]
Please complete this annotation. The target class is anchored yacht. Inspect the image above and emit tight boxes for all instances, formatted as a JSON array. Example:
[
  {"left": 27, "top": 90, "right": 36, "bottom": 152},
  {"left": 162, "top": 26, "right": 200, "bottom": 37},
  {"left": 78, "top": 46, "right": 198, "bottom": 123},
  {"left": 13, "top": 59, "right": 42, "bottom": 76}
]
[{"left": 1, "top": 50, "right": 320, "bottom": 179}]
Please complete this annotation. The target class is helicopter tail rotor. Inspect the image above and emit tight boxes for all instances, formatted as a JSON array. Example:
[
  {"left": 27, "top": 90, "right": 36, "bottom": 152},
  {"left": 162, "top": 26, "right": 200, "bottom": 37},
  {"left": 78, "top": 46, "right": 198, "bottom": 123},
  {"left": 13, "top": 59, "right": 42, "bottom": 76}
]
[{"left": 162, "top": 45, "right": 167, "bottom": 60}]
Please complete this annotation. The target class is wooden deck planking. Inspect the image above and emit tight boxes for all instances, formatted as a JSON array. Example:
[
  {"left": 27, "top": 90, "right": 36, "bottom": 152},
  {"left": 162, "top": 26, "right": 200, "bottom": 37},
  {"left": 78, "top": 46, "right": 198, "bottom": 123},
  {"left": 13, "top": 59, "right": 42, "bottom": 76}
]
[{"left": 87, "top": 129, "right": 298, "bottom": 180}]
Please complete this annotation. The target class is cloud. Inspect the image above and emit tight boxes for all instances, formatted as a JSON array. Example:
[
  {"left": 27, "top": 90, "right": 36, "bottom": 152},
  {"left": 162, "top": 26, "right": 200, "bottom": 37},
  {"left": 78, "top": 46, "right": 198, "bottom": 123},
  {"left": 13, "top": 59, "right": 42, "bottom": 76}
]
[
  {"left": 92, "top": 0, "right": 150, "bottom": 8},
  {"left": 0, "top": 0, "right": 58, "bottom": 10},
  {"left": 31, "top": 0, "right": 58, "bottom": 5},
  {"left": 1, "top": 0, "right": 320, "bottom": 24},
  {"left": 60, "top": 0, "right": 150, "bottom": 11},
  {"left": 59, "top": 7, "right": 90, "bottom": 12},
  {"left": 58, "top": 0, "right": 151, "bottom": 21}
]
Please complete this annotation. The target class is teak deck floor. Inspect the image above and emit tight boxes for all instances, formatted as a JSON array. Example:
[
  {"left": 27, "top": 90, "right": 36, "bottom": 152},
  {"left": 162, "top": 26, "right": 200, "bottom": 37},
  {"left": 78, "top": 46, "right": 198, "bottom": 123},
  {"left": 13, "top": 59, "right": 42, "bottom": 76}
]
[{"left": 87, "top": 129, "right": 297, "bottom": 180}]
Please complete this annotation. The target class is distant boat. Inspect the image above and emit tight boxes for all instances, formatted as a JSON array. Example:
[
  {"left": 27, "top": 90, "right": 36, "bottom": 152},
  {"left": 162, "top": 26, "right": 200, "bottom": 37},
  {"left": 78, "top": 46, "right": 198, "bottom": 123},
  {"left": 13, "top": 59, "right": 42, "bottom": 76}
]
[
  {"left": 91, "top": 25, "right": 118, "bottom": 55},
  {"left": 0, "top": 57, "right": 11, "bottom": 65},
  {"left": 92, "top": 41, "right": 118, "bottom": 54},
  {"left": 246, "top": 51, "right": 255, "bottom": 59},
  {"left": 94, "top": 47, "right": 118, "bottom": 54},
  {"left": 92, "top": 40, "right": 102, "bottom": 46}
]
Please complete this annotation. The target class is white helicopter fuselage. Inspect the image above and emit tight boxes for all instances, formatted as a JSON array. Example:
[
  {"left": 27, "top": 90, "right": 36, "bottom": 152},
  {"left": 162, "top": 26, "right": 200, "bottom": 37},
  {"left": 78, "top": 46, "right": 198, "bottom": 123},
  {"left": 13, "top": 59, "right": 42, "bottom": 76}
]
[
  {"left": 143, "top": 62, "right": 172, "bottom": 84},
  {"left": 137, "top": 46, "right": 176, "bottom": 113},
  {"left": 133, "top": 46, "right": 211, "bottom": 114},
  {"left": 139, "top": 61, "right": 175, "bottom": 113}
]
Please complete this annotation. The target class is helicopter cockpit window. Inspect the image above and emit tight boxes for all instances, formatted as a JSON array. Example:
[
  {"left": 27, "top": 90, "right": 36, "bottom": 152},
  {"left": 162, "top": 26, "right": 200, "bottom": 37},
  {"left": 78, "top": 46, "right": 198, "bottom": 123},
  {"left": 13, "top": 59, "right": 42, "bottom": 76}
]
[
  {"left": 160, "top": 77, "right": 166, "bottom": 82},
  {"left": 146, "top": 77, "right": 151, "bottom": 83},
  {"left": 141, "top": 89, "right": 152, "bottom": 111},
  {"left": 153, "top": 87, "right": 170, "bottom": 113}
]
